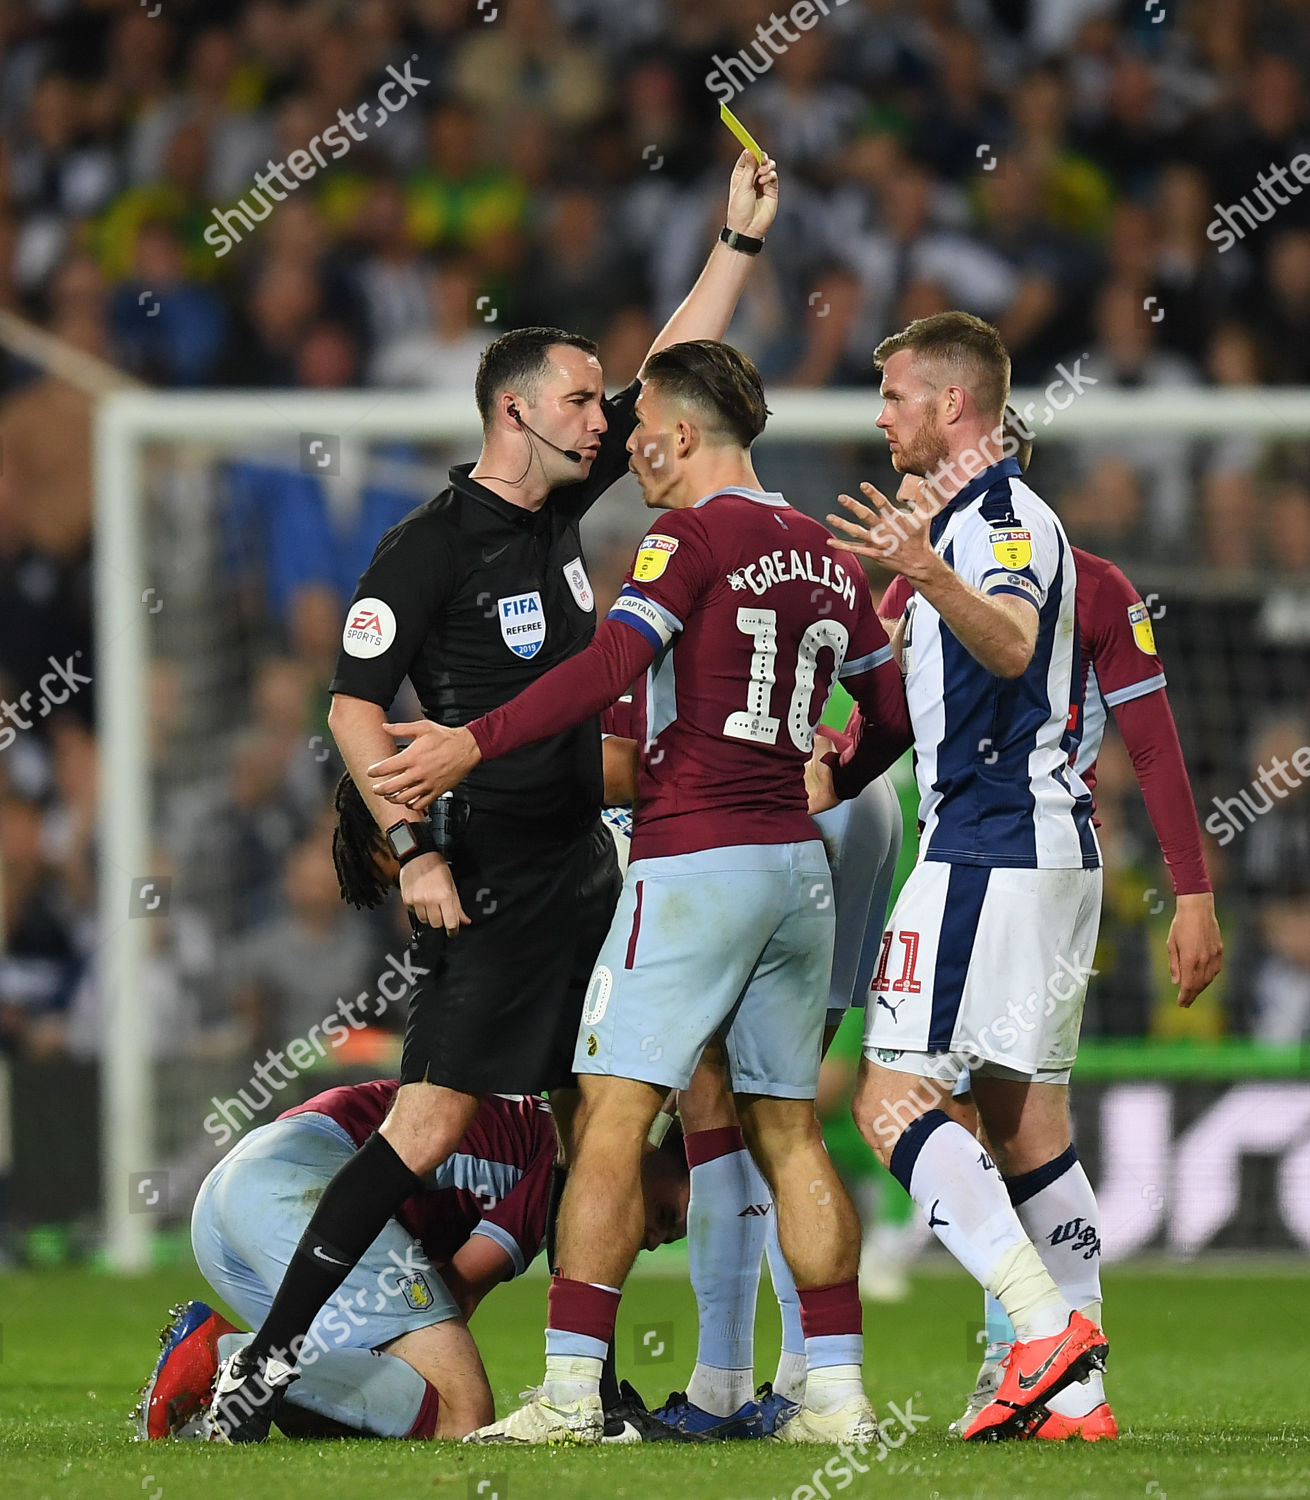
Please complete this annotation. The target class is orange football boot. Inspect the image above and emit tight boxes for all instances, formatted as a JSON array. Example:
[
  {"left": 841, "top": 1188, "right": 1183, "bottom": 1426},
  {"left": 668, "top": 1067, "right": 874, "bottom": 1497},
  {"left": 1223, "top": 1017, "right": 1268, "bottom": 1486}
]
[{"left": 963, "top": 1310, "right": 1109, "bottom": 1442}]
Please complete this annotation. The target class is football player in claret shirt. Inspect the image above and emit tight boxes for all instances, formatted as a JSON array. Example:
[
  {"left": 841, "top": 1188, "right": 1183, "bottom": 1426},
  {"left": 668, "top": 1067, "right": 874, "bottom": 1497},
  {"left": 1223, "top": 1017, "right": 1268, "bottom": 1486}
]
[
  {"left": 138, "top": 777, "right": 691, "bottom": 1445},
  {"left": 876, "top": 414, "right": 1221, "bottom": 1441},
  {"left": 370, "top": 338, "right": 912, "bottom": 1445}
]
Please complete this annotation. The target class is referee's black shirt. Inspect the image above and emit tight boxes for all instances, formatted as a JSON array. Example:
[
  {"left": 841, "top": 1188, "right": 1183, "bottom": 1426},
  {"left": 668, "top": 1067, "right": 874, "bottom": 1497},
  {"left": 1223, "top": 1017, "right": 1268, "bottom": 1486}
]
[{"left": 329, "top": 381, "right": 639, "bottom": 832}]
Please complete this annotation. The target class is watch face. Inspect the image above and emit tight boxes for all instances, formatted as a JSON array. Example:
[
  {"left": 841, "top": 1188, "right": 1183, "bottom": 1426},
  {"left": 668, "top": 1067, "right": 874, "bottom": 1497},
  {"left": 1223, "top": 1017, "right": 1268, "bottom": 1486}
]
[{"left": 390, "top": 823, "right": 419, "bottom": 858}]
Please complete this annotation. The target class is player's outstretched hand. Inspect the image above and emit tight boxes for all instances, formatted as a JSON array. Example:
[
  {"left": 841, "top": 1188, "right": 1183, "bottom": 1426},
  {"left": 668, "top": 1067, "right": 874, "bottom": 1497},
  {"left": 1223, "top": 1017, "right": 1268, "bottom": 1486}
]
[
  {"left": 725, "top": 149, "right": 779, "bottom": 240},
  {"left": 368, "top": 719, "right": 482, "bottom": 812},
  {"left": 827, "top": 479, "right": 941, "bottom": 584},
  {"left": 806, "top": 728, "right": 841, "bottom": 815},
  {"left": 1169, "top": 891, "right": 1223, "bottom": 1007},
  {"left": 399, "top": 851, "right": 470, "bottom": 937}
]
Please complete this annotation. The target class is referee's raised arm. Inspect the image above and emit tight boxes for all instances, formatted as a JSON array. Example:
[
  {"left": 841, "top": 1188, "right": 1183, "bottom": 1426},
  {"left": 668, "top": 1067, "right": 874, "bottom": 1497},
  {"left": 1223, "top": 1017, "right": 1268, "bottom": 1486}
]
[{"left": 641, "top": 150, "right": 779, "bottom": 364}]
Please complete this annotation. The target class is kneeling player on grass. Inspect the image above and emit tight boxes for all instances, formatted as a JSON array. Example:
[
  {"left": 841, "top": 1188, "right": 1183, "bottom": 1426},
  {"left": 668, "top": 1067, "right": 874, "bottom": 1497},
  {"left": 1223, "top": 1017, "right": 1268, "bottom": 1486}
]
[
  {"left": 368, "top": 339, "right": 912, "bottom": 1445},
  {"left": 137, "top": 1078, "right": 690, "bottom": 1442}
]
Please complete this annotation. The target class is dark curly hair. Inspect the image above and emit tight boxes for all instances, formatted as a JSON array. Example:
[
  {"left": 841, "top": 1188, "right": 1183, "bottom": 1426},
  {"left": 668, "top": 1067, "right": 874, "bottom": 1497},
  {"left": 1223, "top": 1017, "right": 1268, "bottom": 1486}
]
[{"left": 332, "top": 772, "right": 394, "bottom": 908}]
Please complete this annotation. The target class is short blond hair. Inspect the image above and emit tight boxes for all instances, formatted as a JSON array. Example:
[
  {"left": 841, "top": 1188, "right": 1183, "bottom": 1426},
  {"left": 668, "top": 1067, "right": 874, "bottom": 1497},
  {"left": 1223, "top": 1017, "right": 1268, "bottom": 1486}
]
[{"left": 875, "top": 311, "right": 1011, "bottom": 421}]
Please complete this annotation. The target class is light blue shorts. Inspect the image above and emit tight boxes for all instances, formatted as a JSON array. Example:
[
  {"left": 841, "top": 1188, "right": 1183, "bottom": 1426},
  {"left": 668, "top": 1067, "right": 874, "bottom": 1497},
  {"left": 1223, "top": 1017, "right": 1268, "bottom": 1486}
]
[
  {"left": 814, "top": 772, "right": 903, "bottom": 1028},
  {"left": 573, "top": 840, "right": 835, "bottom": 1099},
  {"left": 191, "top": 1114, "right": 458, "bottom": 1359}
]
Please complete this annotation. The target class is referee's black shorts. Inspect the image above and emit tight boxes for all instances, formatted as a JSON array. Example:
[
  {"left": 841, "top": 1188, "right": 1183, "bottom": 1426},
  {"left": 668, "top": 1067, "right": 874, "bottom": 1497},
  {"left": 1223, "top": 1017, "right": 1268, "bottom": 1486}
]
[{"left": 399, "top": 811, "right": 621, "bottom": 1095}]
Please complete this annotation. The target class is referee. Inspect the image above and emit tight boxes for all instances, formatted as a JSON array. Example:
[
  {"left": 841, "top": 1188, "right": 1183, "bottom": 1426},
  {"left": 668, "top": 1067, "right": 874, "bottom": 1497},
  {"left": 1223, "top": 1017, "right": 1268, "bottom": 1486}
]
[{"left": 210, "top": 148, "right": 779, "bottom": 1442}]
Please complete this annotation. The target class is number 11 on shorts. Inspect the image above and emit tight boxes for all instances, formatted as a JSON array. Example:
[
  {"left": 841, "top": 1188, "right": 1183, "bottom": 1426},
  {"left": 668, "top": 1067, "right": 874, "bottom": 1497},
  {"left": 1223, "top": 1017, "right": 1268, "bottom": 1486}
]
[{"left": 871, "top": 930, "right": 923, "bottom": 994}]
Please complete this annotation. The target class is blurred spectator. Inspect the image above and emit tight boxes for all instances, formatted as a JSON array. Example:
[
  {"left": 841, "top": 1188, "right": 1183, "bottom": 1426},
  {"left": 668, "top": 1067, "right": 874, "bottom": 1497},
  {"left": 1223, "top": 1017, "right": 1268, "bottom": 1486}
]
[
  {"left": 1239, "top": 714, "right": 1310, "bottom": 899},
  {"left": 0, "top": 795, "right": 80, "bottom": 1055},
  {"left": 369, "top": 253, "right": 490, "bottom": 389},
  {"left": 838, "top": 156, "right": 1018, "bottom": 377},
  {"left": 109, "top": 219, "right": 227, "bottom": 386},
  {"left": 1251, "top": 898, "right": 1310, "bottom": 1043},
  {"left": 218, "top": 256, "right": 322, "bottom": 385},
  {"left": 1250, "top": 230, "right": 1310, "bottom": 384},
  {"left": 1073, "top": 278, "right": 1199, "bottom": 545},
  {"left": 518, "top": 185, "right": 646, "bottom": 341},
  {"left": 405, "top": 100, "right": 527, "bottom": 255},
  {"left": 224, "top": 829, "right": 385, "bottom": 1053},
  {"left": 9, "top": 73, "right": 119, "bottom": 290},
  {"left": 128, "top": 24, "right": 272, "bottom": 205},
  {"left": 352, "top": 178, "right": 432, "bottom": 356},
  {"left": 452, "top": 0, "right": 609, "bottom": 130}
]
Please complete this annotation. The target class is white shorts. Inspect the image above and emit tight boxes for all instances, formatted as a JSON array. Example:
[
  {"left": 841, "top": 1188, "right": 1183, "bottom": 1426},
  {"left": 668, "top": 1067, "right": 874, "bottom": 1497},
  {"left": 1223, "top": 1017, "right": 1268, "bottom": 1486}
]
[
  {"left": 814, "top": 772, "right": 903, "bottom": 1027},
  {"left": 574, "top": 841, "right": 834, "bottom": 1099},
  {"left": 862, "top": 861, "right": 1102, "bottom": 1084}
]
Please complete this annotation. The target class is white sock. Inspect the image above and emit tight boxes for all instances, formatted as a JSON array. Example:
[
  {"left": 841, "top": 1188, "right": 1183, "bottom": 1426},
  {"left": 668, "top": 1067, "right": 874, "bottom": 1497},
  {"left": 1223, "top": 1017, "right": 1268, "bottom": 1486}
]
[
  {"left": 891, "top": 1111, "right": 1070, "bottom": 1338},
  {"left": 1010, "top": 1146, "right": 1107, "bottom": 1408},
  {"left": 543, "top": 1354, "right": 602, "bottom": 1408},
  {"left": 773, "top": 1350, "right": 807, "bottom": 1405},
  {"left": 763, "top": 1205, "right": 806, "bottom": 1401},
  {"left": 683, "top": 1130, "right": 767, "bottom": 1416},
  {"left": 686, "top": 1361, "right": 754, "bottom": 1418}
]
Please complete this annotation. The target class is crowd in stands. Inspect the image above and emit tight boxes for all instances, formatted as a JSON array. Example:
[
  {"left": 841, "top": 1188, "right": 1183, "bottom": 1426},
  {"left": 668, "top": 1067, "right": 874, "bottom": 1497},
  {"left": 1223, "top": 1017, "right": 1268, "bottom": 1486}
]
[{"left": 0, "top": 0, "right": 1308, "bottom": 1071}]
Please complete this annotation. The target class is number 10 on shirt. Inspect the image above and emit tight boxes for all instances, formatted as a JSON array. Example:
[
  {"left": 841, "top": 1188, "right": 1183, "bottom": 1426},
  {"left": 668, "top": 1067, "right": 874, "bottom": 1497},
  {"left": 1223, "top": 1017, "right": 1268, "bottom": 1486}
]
[{"left": 724, "top": 607, "right": 851, "bottom": 750}]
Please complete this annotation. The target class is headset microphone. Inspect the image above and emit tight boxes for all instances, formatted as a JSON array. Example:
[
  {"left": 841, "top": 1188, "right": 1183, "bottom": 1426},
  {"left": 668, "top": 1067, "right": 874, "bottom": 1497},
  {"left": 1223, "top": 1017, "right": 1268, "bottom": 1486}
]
[{"left": 508, "top": 405, "right": 584, "bottom": 463}]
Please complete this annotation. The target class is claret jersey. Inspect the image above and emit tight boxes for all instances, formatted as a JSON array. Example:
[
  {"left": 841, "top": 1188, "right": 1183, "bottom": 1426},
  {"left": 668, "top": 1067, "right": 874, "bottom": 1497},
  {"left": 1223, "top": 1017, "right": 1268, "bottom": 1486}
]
[
  {"left": 604, "top": 486, "right": 902, "bottom": 857},
  {"left": 472, "top": 484, "right": 911, "bottom": 861},
  {"left": 281, "top": 1082, "right": 556, "bottom": 1277}
]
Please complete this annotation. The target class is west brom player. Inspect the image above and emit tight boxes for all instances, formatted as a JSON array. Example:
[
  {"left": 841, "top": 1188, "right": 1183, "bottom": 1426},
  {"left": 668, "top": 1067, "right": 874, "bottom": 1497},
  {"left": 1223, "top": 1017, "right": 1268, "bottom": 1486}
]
[
  {"left": 879, "top": 415, "right": 1222, "bottom": 1440},
  {"left": 372, "top": 339, "right": 911, "bottom": 1444},
  {"left": 827, "top": 311, "right": 1110, "bottom": 1442},
  {"left": 207, "top": 150, "right": 779, "bottom": 1444}
]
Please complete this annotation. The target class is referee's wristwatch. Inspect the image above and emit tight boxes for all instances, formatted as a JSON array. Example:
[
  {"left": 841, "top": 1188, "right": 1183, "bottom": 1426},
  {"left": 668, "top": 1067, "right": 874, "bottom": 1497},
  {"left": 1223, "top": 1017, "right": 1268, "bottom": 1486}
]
[
  {"left": 720, "top": 225, "right": 765, "bottom": 255},
  {"left": 386, "top": 819, "right": 439, "bottom": 868}
]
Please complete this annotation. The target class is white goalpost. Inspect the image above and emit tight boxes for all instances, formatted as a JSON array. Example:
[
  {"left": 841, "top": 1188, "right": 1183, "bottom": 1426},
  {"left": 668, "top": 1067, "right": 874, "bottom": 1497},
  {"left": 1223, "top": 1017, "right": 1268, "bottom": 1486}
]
[{"left": 94, "top": 385, "right": 1309, "bottom": 1270}]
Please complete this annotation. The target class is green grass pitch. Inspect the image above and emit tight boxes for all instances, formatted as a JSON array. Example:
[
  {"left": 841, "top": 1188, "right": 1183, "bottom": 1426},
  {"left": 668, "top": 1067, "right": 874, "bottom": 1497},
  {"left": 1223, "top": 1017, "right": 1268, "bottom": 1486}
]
[{"left": 1, "top": 1262, "right": 1307, "bottom": 1500}]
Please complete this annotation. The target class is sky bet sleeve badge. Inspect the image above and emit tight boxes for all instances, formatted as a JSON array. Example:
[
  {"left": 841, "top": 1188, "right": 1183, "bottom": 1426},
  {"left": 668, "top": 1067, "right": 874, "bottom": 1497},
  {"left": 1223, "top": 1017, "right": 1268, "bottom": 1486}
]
[
  {"left": 989, "top": 528, "right": 1033, "bottom": 569},
  {"left": 633, "top": 535, "right": 679, "bottom": 582},
  {"left": 1127, "top": 599, "right": 1158, "bottom": 655}
]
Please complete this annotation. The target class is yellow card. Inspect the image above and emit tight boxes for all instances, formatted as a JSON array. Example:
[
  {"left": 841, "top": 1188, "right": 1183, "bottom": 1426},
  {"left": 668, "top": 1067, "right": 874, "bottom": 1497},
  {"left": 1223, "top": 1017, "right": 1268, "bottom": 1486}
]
[{"left": 719, "top": 101, "right": 765, "bottom": 162}]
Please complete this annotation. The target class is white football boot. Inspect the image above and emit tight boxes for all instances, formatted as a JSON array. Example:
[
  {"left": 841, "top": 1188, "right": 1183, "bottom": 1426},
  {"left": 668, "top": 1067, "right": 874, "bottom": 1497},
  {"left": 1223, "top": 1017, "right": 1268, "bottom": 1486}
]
[
  {"left": 463, "top": 1387, "right": 604, "bottom": 1444},
  {"left": 770, "top": 1393, "right": 880, "bottom": 1445}
]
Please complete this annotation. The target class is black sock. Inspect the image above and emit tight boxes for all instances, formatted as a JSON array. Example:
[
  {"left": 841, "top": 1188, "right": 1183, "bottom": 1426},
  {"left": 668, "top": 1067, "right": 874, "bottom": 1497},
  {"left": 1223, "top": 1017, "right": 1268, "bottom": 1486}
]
[
  {"left": 247, "top": 1132, "right": 423, "bottom": 1365},
  {"left": 600, "top": 1338, "right": 621, "bottom": 1409}
]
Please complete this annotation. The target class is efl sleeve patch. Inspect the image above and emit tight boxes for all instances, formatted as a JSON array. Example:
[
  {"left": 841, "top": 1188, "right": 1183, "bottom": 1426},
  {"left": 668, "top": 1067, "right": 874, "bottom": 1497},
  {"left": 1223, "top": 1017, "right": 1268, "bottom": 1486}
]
[
  {"left": 989, "top": 528, "right": 1033, "bottom": 569},
  {"left": 632, "top": 534, "right": 679, "bottom": 582},
  {"left": 981, "top": 569, "right": 1045, "bottom": 607},
  {"left": 1127, "top": 600, "right": 1158, "bottom": 655}
]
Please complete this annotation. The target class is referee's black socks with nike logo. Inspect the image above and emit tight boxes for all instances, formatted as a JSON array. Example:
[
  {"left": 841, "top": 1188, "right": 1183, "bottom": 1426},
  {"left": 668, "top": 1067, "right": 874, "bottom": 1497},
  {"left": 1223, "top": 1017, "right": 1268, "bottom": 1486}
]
[{"left": 246, "top": 1132, "right": 424, "bottom": 1368}]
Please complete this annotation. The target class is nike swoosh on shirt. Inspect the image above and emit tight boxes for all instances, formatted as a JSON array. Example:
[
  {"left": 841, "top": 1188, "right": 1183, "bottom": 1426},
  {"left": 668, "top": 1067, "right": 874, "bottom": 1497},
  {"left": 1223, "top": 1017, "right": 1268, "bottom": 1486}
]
[
  {"left": 482, "top": 544, "right": 510, "bottom": 563},
  {"left": 311, "top": 1244, "right": 350, "bottom": 1267},
  {"left": 1015, "top": 1332, "right": 1073, "bottom": 1391}
]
